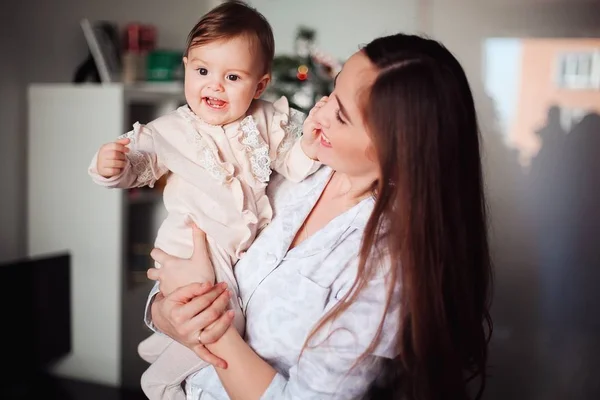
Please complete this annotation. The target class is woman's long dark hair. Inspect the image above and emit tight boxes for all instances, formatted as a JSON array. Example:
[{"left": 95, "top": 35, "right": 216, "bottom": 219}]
[{"left": 305, "top": 33, "right": 493, "bottom": 400}]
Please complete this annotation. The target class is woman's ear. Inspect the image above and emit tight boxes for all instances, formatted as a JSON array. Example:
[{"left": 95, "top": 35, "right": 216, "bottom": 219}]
[{"left": 254, "top": 73, "right": 271, "bottom": 99}]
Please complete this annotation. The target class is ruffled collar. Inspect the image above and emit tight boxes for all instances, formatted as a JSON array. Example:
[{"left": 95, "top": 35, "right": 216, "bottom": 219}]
[{"left": 177, "top": 104, "right": 247, "bottom": 134}]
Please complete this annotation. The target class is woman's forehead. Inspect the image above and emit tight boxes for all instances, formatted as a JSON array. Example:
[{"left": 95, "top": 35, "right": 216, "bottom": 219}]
[{"left": 336, "top": 52, "right": 377, "bottom": 107}]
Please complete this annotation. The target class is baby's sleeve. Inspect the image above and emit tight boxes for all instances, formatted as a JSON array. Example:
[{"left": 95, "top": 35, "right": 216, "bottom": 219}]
[
  {"left": 269, "top": 97, "right": 320, "bottom": 183},
  {"left": 88, "top": 122, "right": 168, "bottom": 189}
]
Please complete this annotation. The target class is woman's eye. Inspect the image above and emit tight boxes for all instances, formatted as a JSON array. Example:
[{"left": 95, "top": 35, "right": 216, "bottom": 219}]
[{"left": 335, "top": 109, "right": 346, "bottom": 124}]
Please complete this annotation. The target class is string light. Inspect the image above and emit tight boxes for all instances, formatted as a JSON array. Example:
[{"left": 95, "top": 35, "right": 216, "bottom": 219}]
[{"left": 297, "top": 64, "right": 308, "bottom": 81}]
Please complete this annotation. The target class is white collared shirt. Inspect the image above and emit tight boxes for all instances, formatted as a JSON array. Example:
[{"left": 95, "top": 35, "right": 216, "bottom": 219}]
[{"left": 146, "top": 166, "right": 401, "bottom": 399}]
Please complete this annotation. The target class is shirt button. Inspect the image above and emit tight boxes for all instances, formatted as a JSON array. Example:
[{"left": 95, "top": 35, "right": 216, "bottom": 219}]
[{"left": 266, "top": 253, "right": 278, "bottom": 265}]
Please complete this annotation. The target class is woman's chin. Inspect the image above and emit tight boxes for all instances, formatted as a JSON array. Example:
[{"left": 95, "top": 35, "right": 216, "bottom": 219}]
[{"left": 315, "top": 150, "right": 333, "bottom": 168}]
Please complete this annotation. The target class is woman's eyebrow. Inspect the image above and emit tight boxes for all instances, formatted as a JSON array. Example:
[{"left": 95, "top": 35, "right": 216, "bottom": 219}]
[
  {"left": 333, "top": 94, "right": 352, "bottom": 124},
  {"left": 332, "top": 73, "right": 352, "bottom": 123}
]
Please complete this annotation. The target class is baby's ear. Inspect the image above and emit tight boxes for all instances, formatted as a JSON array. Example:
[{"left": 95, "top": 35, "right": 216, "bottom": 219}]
[
  {"left": 182, "top": 57, "right": 188, "bottom": 68},
  {"left": 254, "top": 74, "right": 271, "bottom": 99}
]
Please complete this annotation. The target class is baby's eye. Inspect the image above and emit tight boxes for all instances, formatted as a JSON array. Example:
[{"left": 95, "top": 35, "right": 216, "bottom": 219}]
[
  {"left": 197, "top": 68, "right": 208, "bottom": 76},
  {"left": 227, "top": 74, "right": 240, "bottom": 82}
]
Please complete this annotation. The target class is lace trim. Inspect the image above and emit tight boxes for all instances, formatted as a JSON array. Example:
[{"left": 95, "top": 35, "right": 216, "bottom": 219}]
[
  {"left": 198, "top": 146, "right": 228, "bottom": 182},
  {"left": 289, "top": 107, "right": 307, "bottom": 133},
  {"left": 179, "top": 113, "right": 230, "bottom": 183},
  {"left": 277, "top": 108, "right": 306, "bottom": 156},
  {"left": 240, "top": 116, "right": 272, "bottom": 183},
  {"left": 118, "top": 127, "right": 155, "bottom": 187},
  {"left": 176, "top": 106, "right": 196, "bottom": 124},
  {"left": 176, "top": 105, "right": 221, "bottom": 128}
]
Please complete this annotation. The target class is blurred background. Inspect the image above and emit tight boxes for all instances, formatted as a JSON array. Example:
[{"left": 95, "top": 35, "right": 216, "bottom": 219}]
[{"left": 1, "top": 0, "right": 599, "bottom": 398}]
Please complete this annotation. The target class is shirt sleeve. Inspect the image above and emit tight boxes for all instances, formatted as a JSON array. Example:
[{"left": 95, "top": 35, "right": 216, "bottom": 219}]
[
  {"left": 143, "top": 281, "right": 169, "bottom": 336},
  {"left": 268, "top": 96, "right": 320, "bottom": 183},
  {"left": 260, "top": 261, "right": 401, "bottom": 399},
  {"left": 88, "top": 122, "right": 168, "bottom": 189}
]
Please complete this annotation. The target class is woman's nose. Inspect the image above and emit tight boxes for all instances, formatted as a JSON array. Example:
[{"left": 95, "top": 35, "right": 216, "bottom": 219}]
[{"left": 313, "top": 102, "right": 331, "bottom": 129}]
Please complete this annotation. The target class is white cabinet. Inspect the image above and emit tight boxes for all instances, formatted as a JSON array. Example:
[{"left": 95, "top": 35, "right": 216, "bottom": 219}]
[{"left": 27, "top": 83, "right": 182, "bottom": 387}]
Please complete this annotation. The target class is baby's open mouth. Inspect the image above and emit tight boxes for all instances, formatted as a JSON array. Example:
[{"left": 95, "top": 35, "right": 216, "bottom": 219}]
[{"left": 204, "top": 97, "right": 227, "bottom": 109}]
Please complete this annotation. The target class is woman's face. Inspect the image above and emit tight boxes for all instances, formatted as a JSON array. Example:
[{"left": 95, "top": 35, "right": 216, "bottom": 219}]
[{"left": 312, "top": 51, "right": 380, "bottom": 180}]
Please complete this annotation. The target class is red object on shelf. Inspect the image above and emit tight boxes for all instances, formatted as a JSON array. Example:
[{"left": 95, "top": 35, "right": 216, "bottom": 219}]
[
  {"left": 124, "top": 23, "right": 156, "bottom": 53},
  {"left": 140, "top": 25, "right": 157, "bottom": 52},
  {"left": 124, "top": 23, "right": 141, "bottom": 53},
  {"left": 122, "top": 23, "right": 157, "bottom": 83}
]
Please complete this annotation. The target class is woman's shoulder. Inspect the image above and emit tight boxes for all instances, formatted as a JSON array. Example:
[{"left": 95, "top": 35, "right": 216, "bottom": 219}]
[{"left": 267, "top": 165, "right": 332, "bottom": 209}]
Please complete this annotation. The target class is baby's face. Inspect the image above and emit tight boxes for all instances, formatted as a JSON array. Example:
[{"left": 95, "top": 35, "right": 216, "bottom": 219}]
[{"left": 183, "top": 36, "right": 270, "bottom": 126}]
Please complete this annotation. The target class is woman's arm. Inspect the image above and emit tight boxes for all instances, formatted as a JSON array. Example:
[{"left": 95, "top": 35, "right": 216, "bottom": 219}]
[
  {"left": 149, "top": 279, "right": 278, "bottom": 399},
  {"left": 150, "top": 226, "right": 400, "bottom": 399},
  {"left": 148, "top": 226, "right": 278, "bottom": 395},
  {"left": 207, "top": 328, "right": 278, "bottom": 400},
  {"left": 153, "top": 280, "right": 398, "bottom": 398},
  {"left": 202, "top": 274, "right": 399, "bottom": 400},
  {"left": 154, "top": 277, "right": 396, "bottom": 400},
  {"left": 149, "top": 282, "right": 234, "bottom": 368}
]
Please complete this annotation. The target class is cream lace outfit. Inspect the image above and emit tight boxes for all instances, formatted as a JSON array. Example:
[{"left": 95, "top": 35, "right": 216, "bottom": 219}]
[{"left": 88, "top": 96, "right": 319, "bottom": 400}]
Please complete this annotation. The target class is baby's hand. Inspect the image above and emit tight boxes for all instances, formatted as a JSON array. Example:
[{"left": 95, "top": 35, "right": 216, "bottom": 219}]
[
  {"left": 301, "top": 96, "right": 328, "bottom": 160},
  {"left": 96, "top": 138, "right": 130, "bottom": 178}
]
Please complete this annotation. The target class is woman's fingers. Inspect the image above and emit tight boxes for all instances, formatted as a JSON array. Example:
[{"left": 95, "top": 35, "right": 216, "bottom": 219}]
[
  {"left": 193, "top": 344, "right": 228, "bottom": 369},
  {"left": 174, "top": 285, "right": 230, "bottom": 345},
  {"left": 175, "top": 283, "right": 228, "bottom": 323},
  {"left": 167, "top": 282, "right": 215, "bottom": 306},
  {"left": 199, "top": 310, "right": 235, "bottom": 345},
  {"left": 186, "top": 286, "right": 231, "bottom": 330}
]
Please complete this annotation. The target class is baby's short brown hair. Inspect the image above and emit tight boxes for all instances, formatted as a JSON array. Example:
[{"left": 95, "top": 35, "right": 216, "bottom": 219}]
[{"left": 185, "top": 1, "right": 275, "bottom": 75}]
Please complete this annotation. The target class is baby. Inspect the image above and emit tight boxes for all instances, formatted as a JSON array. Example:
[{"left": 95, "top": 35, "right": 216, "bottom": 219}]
[{"left": 88, "top": 2, "right": 321, "bottom": 399}]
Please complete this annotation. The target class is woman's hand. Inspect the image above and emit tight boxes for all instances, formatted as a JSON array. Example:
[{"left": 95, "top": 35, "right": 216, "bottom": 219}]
[
  {"left": 150, "top": 282, "right": 235, "bottom": 368},
  {"left": 147, "top": 224, "right": 215, "bottom": 296},
  {"left": 148, "top": 224, "right": 235, "bottom": 367}
]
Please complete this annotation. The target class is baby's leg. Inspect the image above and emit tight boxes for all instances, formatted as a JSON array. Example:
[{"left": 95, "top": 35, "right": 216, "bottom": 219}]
[
  {"left": 138, "top": 232, "right": 245, "bottom": 399},
  {"left": 138, "top": 333, "right": 172, "bottom": 364},
  {"left": 141, "top": 340, "right": 204, "bottom": 400},
  {"left": 139, "top": 221, "right": 217, "bottom": 365},
  {"left": 153, "top": 216, "right": 216, "bottom": 284},
  {"left": 206, "top": 236, "right": 246, "bottom": 335}
]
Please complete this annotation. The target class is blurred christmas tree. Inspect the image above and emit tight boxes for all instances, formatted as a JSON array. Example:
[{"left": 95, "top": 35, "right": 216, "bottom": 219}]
[{"left": 262, "top": 26, "right": 340, "bottom": 114}]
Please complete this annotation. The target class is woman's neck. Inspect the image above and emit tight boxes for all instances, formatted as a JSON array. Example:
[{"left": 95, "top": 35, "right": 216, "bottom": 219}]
[{"left": 327, "top": 170, "right": 376, "bottom": 205}]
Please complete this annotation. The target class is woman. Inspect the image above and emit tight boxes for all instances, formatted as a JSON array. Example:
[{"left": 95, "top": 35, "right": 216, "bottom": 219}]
[{"left": 146, "top": 33, "right": 493, "bottom": 400}]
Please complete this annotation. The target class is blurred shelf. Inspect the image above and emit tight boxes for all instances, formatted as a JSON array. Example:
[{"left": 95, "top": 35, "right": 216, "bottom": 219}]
[
  {"left": 28, "top": 82, "right": 185, "bottom": 105},
  {"left": 124, "top": 82, "right": 185, "bottom": 103},
  {"left": 128, "top": 270, "right": 151, "bottom": 285},
  {"left": 126, "top": 189, "right": 163, "bottom": 205}
]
